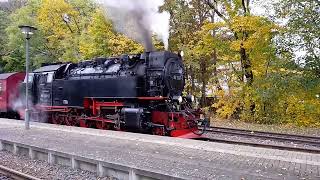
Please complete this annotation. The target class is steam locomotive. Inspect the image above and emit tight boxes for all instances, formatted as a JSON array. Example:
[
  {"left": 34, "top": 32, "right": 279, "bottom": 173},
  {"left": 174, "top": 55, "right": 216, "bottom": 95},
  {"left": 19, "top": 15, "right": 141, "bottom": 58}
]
[{"left": 4, "top": 51, "right": 206, "bottom": 138}]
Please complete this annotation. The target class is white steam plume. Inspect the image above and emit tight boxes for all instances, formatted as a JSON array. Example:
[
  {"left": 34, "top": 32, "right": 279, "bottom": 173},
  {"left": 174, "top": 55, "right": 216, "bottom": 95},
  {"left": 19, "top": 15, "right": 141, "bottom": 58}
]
[{"left": 96, "top": 0, "right": 170, "bottom": 51}]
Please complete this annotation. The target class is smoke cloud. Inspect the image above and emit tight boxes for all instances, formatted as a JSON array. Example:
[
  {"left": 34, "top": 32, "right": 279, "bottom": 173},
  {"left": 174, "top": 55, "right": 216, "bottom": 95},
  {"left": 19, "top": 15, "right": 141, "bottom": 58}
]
[{"left": 96, "top": 0, "right": 170, "bottom": 51}]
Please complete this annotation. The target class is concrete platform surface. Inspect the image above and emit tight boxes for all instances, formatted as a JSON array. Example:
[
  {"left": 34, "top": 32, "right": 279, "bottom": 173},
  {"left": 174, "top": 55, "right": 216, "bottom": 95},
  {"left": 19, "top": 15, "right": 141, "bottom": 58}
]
[{"left": 0, "top": 118, "right": 319, "bottom": 179}]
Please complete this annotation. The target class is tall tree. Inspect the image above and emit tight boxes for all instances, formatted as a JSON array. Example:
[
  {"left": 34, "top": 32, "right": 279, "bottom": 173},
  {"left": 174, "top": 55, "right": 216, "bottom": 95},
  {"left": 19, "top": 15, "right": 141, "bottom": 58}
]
[
  {"left": 79, "top": 9, "right": 143, "bottom": 59},
  {"left": 37, "top": 0, "right": 86, "bottom": 61},
  {"left": 0, "top": 0, "right": 27, "bottom": 12},
  {"left": 162, "top": 0, "right": 212, "bottom": 106},
  {"left": 0, "top": 10, "right": 9, "bottom": 72},
  {"left": 275, "top": 0, "right": 320, "bottom": 76},
  {"left": 3, "top": 0, "right": 49, "bottom": 72},
  {"left": 205, "top": 0, "right": 255, "bottom": 85}
]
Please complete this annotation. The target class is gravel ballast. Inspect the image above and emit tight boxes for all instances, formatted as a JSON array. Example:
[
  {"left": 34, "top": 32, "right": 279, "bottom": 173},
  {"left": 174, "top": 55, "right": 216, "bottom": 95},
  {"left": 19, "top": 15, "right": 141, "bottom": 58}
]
[
  {"left": 0, "top": 174, "right": 12, "bottom": 180},
  {"left": 204, "top": 132, "right": 320, "bottom": 151},
  {"left": 0, "top": 151, "right": 111, "bottom": 180},
  {"left": 211, "top": 118, "right": 320, "bottom": 137}
]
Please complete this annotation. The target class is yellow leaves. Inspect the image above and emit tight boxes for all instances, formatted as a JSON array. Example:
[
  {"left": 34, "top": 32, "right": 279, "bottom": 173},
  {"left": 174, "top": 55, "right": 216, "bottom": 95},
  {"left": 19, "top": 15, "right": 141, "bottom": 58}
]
[
  {"left": 38, "top": 0, "right": 79, "bottom": 36},
  {"left": 79, "top": 9, "right": 143, "bottom": 59},
  {"left": 36, "top": 0, "right": 86, "bottom": 61},
  {"left": 213, "top": 71, "right": 320, "bottom": 126},
  {"left": 230, "top": 40, "right": 241, "bottom": 51},
  {"left": 193, "top": 15, "right": 277, "bottom": 75},
  {"left": 231, "top": 16, "right": 263, "bottom": 32},
  {"left": 109, "top": 34, "right": 144, "bottom": 55},
  {"left": 187, "top": 22, "right": 228, "bottom": 61},
  {"left": 213, "top": 89, "right": 244, "bottom": 119},
  {"left": 281, "top": 94, "right": 320, "bottom": 127},
  {"left": 230, "top": 16, "right": 276, "bottom": 55},
  {"left": 276, "top": 68, "right": 303, "bottom": 75},
  {"left": 201, "top": 22, "right": 226, "bottom": 32}
]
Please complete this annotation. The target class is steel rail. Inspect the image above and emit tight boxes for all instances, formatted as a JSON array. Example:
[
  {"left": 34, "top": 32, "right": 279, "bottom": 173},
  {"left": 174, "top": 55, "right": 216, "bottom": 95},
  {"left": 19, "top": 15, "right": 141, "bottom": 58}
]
[
  {"left": 206, "top": 126, "right": 320, "bottom": 146},
  {"left": 0, "top": 165, "right": 40, "bottom": 180},
  {"left": 198, "top": 137, "right": 320, "bottom": 154}
]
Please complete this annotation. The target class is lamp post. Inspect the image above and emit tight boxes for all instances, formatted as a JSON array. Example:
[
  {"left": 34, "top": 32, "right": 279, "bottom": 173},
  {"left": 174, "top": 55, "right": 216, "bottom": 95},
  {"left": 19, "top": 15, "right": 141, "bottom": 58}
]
[{"left": 18, "top": 25, "right": 37, "bottom": 130}]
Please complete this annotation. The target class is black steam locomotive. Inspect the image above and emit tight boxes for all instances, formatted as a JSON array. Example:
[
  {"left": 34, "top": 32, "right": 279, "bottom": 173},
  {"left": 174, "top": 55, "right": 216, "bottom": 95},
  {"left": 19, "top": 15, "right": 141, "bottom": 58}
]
[{"left": 21, "top": 51, "right": 205, "bottom": 138}]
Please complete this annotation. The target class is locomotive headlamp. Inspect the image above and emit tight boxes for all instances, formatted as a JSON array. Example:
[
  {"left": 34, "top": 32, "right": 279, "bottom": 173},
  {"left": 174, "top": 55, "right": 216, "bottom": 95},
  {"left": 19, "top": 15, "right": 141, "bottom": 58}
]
[
  {"left": 186, "top": 95, "right": 195, "bottom": 103},
  {"left": 172, "top": 96, "right": 183, "bottom": 104}
]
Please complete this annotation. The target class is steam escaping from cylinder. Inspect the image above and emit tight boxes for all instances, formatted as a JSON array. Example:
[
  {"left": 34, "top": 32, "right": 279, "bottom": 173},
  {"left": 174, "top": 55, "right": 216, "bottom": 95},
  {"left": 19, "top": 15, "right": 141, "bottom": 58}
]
[{"left": 96, "top": 0, "right": 170, "bottom": 51}]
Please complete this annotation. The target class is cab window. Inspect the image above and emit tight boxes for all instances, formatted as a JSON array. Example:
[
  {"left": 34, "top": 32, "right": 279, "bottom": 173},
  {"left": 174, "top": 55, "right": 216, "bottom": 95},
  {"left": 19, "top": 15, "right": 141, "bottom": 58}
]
[
  {"left": 23, "top": 73, "right": 34, "bottom": 83},
  {"left": 47, "top": 72, "right": 54, "bottom": 83}
]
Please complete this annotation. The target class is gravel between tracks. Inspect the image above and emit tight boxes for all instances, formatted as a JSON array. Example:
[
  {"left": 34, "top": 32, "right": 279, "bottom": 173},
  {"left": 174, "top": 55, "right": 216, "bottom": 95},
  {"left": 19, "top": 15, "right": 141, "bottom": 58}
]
[
  {"left": 211, "top": 118, "right": 320, "bottom": 137},
  {"left": 0, "top": 174, "right": 12, "bottom": 180},
  {"left": 204, "top": 132, "right": 320, "bottom": 151},
  {"left": 0, "top": 151, "right": 111, "bottom": 180}
]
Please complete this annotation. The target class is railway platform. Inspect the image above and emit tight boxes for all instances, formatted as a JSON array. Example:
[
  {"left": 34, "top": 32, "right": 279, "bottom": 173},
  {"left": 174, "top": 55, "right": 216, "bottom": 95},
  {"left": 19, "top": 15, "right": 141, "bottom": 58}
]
[{"left": 0, "top": 118, "right": 319, "bottom": 180}]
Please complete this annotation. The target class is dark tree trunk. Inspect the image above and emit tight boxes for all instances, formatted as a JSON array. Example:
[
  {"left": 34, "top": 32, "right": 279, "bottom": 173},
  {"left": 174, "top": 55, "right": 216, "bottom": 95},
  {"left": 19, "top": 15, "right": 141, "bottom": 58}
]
[
  {"left": 240, "top": 45, "right": 253, "bottom": 85},
  {"left": 240, "top": 43, "right": 255, "bottom": 114},
  {"left": 185, "top": 66, "right": 190, "bottom": 94},
  {"left": 200, "top": 58, "right": 207, "bottom": 107},
  {"left": 190, "top": 67, "right": 195, "bottom": 94},
  {"left": 213, "top": 49, "right": 222, "bottom": 90},
  {"left": 211, "top": 8, "right": 222, "bottom": 91}
]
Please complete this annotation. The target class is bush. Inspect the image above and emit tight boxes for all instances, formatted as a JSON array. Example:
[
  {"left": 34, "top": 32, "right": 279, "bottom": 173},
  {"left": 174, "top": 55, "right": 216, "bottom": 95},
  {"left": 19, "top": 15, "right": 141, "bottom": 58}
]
[{"left": 213, "top": 70, "right": 320, "bottom": 127}]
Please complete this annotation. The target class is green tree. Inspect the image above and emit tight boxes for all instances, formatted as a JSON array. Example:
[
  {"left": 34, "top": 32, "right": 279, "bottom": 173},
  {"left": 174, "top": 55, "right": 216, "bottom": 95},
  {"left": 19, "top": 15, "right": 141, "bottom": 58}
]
[
  {"left": 0, "top": 10, "right": 9, "bottom": 72},
  {"left": 79, "top": 9, "right": 143, "bottom": 59},
  {"left": 38, "top": 0, "right": 143, "bottom": 61},
  {"left": 274, "top": 0, "right": 320, "bottom": 76},
  {"left": 3, "top": 0, "right": 49, "bottom": 72},
  {"left": 37, "top": 0, "right": 86, "bottom": 61},
  {"left": 200, "top": 0, "right": 320, "bottom": 126},
  {"left": 162, "top": 0, "right": 212, "bottom": 106}
]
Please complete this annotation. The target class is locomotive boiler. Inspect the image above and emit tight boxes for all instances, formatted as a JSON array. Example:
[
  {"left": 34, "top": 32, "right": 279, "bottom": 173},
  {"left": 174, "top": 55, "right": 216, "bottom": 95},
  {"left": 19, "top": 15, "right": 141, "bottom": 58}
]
[{"left": 21, "top": 51, "right": 206, "bottom": 138}]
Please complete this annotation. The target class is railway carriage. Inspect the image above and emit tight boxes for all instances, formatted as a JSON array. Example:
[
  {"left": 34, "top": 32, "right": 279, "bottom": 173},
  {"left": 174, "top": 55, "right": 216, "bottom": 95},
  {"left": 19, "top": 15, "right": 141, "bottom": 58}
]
[{"left": 0, "top": 72, "right": 25, "bottom": 119}]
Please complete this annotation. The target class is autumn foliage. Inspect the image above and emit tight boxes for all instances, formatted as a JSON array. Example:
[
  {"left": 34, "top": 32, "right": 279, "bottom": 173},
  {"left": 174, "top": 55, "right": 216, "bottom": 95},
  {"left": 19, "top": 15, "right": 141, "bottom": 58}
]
[{"left": 0, "top": 0, "right": 319, "bottom": 127}]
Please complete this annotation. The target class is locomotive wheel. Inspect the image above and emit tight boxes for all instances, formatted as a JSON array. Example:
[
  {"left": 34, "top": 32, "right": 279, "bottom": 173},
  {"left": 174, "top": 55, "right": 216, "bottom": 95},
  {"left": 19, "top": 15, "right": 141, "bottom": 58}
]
[
  {"left": 65, "top": 111, "right": 79, "bottom": 126},
  {"left": 51, "top": 113, "right": 62, "bottom": 125},
  {"left": 152, "top": 127, "right": 166, "bottom": 136},
  {"left": 65, "top": 115, "right": 77, "bottom": 126},
  {"left": 79, "top": 119, "right": 95, "bottom": 128},
  {"left": 106, "top": 123, "right": 115, "bottom": 130},
  {"left": 96, "top": 121, "right": 103, "bottom": 129},
  {"left": 79, "top": 120, "right": 88, "bottom": 128},
  {"left": 96, "top": 121, "right": 105, "bottom": 129},
  {"left": 96, "top": 121, "right": 115, "bottom": 130}
]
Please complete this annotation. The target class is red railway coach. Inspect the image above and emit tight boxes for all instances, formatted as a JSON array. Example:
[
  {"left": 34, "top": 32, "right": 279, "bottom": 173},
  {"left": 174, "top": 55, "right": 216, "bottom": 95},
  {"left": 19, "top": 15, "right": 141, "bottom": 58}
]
[{"left": 0, "top": 72, "right": 26, "bottom": 119}]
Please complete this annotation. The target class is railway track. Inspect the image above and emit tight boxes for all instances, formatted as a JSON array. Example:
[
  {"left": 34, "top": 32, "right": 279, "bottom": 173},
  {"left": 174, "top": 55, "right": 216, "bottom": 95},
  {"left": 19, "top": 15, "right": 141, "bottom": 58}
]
[
  {"left": 201, "top": 126, "right": 320, "bottom": 154},
  {"left": 0, "top": 165, "right": 40, "bottom": 180}
]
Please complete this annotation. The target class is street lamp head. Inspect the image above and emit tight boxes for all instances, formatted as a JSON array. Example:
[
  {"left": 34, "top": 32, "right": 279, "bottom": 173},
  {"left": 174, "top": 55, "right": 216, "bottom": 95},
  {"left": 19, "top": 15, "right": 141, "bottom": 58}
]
[{"left": 18, "top": 25, "right": 37, "bottom": 35}]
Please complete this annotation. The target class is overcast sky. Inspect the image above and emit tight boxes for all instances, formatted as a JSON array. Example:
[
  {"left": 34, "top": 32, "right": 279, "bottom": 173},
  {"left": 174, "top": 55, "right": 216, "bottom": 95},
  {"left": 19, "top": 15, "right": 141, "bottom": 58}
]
[{"left": 0, "top": 0, "right": 276, "bottom": 16}]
